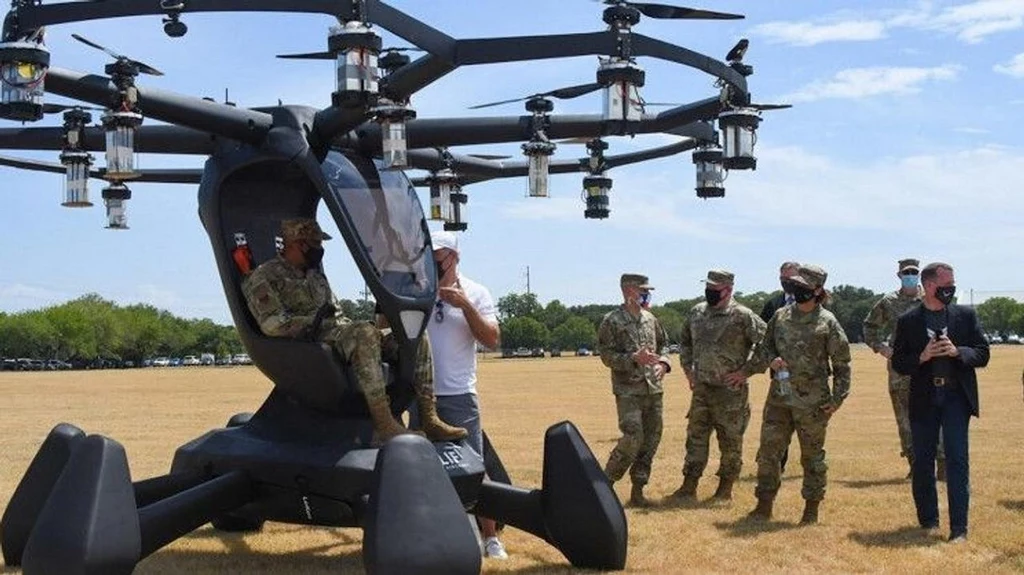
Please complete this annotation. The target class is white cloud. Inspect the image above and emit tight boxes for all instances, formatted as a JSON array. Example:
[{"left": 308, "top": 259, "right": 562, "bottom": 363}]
[
  {"left": 751, "top": 20, "right": 887, "bottom": 46},
  {"left": 753, "top": 0, "right": 1024, "bottom": 46},
  {"left": 786, "top": 65, "right": 961, "bottom": 102},
  {"left": 0, "top": 284, "right": 70, "bottom": 309},
  {"left": 995, "top": 53, "right": 1024, "bottom": 77}
]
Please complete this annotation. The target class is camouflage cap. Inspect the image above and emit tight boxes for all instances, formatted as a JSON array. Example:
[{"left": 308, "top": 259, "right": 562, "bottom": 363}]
[
  {"left": 620, "top": 273, "right": 654, "bottom": 290},
  {"left": 281, "top": 218, "right": 332, "bottom": 242},
  {"left": 898, "top": 258, "right": 920, "bottom": 273},
  {"left": 790, "top": 264, "right": 828, "bottom": 289},
  {"left": 703, "top": 269, "right": 735, "bottom": 287}
]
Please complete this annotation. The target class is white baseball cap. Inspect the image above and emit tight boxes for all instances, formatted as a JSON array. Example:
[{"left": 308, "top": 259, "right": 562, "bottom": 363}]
[{"left": 431, "top": 230, "right": 459, "bottom": 253}]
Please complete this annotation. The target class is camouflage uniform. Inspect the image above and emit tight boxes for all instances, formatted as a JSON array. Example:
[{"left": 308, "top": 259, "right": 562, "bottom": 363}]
[
  {"left": 241, "top": 222, "right": 433, "bottom": 405},
  {"left": 744, "top": 265, "right": 851, "bottom": 503},
  {"left": 863, "top": 281, "right": 925, "bottom": 464},
  {"left": 679, "top": 270, "right": 766, "bottom": 482},
  {"left": 598, "top": 274, "right": 670, "bottom": 488}
]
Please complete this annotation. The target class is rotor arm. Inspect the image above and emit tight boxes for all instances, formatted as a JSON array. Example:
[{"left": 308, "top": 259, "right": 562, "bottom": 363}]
[
  {"left": 45, "top": 68, "right": 273, "bottom": 145},
  {"left": 0, "top": 153, "right": 203, "bottom": 183},
  {"left": 630, "top": 33, "right": 747, "bottom": 94},
  {"left": 0, "top": 125, "right": 217, "bottom": 154}
]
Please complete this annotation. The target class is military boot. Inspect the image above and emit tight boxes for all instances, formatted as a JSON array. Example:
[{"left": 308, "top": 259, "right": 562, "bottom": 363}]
[
  {"left": 417, "top": 394, "right": 468, "bottom": 442},
  {"left": 746, "top": 494, "right": 774, "bottom": 521},
  {"left": 367, "top": 396, "right": 419, "bottom": 444},
  {"left": 711, "top": 477, "right": 735, "bottom": 501},
  {"left": 800, "top": 500, "right": 820, "bottom": 525},
  {"left": 669, "top": 475, "right": 699, "bottom": 502},
  {"left": 936, "top": 459, "right": 947, "bottom": 482},
  {"left": 629, "top": 484, "right": 650, "bottom": 507}
]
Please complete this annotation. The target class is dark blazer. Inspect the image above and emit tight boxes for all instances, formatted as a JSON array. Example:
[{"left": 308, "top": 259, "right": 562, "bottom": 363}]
[
  {"left": 891, "top": 304, "right": 989, "bottom": 417},
  {"left": 759, "top": 292, "right": 787, "bottom": 324}
]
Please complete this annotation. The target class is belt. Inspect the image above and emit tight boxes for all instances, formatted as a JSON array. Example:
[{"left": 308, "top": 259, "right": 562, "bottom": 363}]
[{"left": 933, "top": 377, "right": 946, "bottom": 387}]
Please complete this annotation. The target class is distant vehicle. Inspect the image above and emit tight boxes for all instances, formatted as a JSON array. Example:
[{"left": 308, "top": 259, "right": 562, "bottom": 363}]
[
  {"left": 514, "top": 347, "right": 532, "bottom": 358},
  {"left": 46, "top": 359, "right": 71, "bottom": 370},
  {"left": 200, "top": 353, "right": 216, "bottom": 366},
  {"left": 550, "top": 349, "right": 562, "bottom": 357},
  {"left": 1007, "top": 334, "right": 1022, "bottom": 345},
  {"left": 141, "top": 358, "right": 154, "bottom": 368},
  {"left": 232, "top": 353, "right": 253, "bottom": 365},
  {"left": 575, "top": 348, "right": 592, "bottom": 357},
  {"left": 182, "top": 355, "right": 201, "bottom": 366},
  {"left": 501, "top": 349, "right": 515, "bottom": 359},
  {"left": 531, "top": 348, "right": 545, "bottom": 358},
  {"left": 1, "top": 358, "right": 17, "bottom": 371},
  {"left": 153, "top": 357, "right": 170, "bottom": 367},
  {"left": 216, "top": 355, "right": 232, "bottom": 366},
  {"left": 169, "top": 358, "right": 182, "bottom": 367}
]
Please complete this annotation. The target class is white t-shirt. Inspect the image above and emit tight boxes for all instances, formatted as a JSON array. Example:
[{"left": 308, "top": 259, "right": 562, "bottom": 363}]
[{"left": 427, "top": 274, "right": 498, "bottom": 396}]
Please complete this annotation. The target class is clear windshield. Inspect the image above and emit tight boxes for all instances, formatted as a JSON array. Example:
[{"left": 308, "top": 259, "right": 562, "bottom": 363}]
[{"left": 320, "top": 151, "right": 434, "bottom": 299}]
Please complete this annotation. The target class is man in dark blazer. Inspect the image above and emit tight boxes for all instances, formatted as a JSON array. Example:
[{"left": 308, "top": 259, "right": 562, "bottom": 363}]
[
  {"left": 759, "top": 261, "right": 800, "bottom": 474},
  {"left": 891, "top": 262, "right": 989, "bottom": 543}
]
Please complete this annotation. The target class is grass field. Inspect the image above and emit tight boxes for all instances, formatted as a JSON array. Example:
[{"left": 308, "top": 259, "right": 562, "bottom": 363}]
[{"left": 3, "top": 345, "right": 1024, "bottom": 574}]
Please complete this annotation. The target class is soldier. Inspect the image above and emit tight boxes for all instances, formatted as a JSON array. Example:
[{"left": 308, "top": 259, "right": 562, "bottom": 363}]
[
  {"left": 731, "top": 264, "right": 851, "bottom": 524},
  {"left": 598, "top": 273, "right": 672, "bottom": 507},
  {"left": 241, "top": 218, "right": 467, "bottom": 443},
  {"left": 759, "top": 261, "right": 801, "bottom": 475},
  {"left": 863, "top": 258, "right": 945, "bottom": 480},
  {"left": 671, "top": 269, "right": 766, "bottom": 502}
]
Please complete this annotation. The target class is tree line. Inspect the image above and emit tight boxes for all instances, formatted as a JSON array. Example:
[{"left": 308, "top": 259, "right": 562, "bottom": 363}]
[
  {"left": 1, "top": 290, "right": 1012, "bottom": 361},
  {"left": 497, "top": 287, "right": 1011, "bottom": 352}
]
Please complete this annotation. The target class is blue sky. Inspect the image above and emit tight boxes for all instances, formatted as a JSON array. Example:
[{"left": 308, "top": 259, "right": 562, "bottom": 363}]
[{"left": 1, "top": 0, "right": 1023, "bottom": 323}]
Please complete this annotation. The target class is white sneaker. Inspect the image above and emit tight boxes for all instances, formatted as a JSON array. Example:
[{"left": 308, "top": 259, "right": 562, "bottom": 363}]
[{"left": 483, "top": 536, "right": 508, "bottom": 559}]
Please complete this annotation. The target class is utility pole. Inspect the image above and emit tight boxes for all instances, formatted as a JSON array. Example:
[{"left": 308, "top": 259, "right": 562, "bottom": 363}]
[
  {"left": 361, "top": 284, "right": 372, "bottom": 303},
  {"left": 526, "top": 266, "right": 531, "bottom": 295}
]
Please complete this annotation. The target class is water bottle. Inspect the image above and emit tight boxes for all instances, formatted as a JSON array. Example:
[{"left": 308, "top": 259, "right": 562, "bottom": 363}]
[{"left": 775, "top": 368, "right": 792, "bottom": 398}]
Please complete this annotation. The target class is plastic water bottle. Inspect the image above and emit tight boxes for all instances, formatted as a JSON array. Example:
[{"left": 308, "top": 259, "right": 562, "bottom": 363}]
[{"left": 775, "top": 368, "right": 792, "bottom": 398}]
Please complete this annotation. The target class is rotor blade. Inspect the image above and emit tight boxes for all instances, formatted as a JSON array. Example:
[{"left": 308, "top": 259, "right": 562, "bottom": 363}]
[
  {"left": 42, "top": 103, "right": 105, "bottom": 114},
  {"left": 726, "top": 38, "right": 749, "bottom": 62},
  {"left": 0, "top": 153, "right": 67, "bottom": 175},
  {"left": 276, "top": 51, "right": 334, "bottom": 60},
  {"left": 642, "top": 102, "right": 683, "bottom": 107},
  {"left": 382, "top": 47, "right": 426, "bottom": 53},
  {"left": 553, "top": 137, "right": 594, "bottom": 145},
  {"left": 71, "top": 33, "right": 124, "bottom": 60},
  {"left": 468, "top": 96, "right": 531, "bottom": 110},
  {"left": 548, "top": 82, "right": 603, "bottom": 100},
  {"left": 467, "top": 154, "right": 512, "bottom": 160},
  {"left": 631, "top": 3, "right": 744, "bottom": 20},
  {"left": 750, "top": 103, "right": 792, "bottom": 111},
  {"left": 133, "top": 61, "right": 164, "bottom": 77}
]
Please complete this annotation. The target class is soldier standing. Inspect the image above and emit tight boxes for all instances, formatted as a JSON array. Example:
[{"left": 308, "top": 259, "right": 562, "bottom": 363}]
[
  {"left": 863, "top": 258, "right": 944, "bottom": 480},
  {"left": 598, "top": 273, "right": 672, "bottom": 507},
  {"left": 731, "top": 264, "right": 851, "bottom": 524},
  {"left": 671, "top": 270, "right": 766, "bottom": 502},
  {"left": 242, "top": 218, "right": 467, "bottom": 443}
]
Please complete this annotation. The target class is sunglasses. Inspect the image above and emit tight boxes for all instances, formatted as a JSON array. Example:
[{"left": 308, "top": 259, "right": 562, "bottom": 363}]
[
  {"left": 901, "top": 270, "right": 919, "bottom": 276},
  {"left": 434, "top": 301, "right": 444, "bottom": 323}
]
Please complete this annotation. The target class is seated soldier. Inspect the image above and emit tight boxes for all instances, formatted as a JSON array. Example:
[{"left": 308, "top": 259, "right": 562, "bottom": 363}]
[{"left": 241, "top": 217, "right": 467, "bottom": 443}]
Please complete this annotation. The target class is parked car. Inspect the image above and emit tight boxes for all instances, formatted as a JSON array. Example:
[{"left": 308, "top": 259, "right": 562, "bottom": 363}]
[
  {"left": 575, "top": 347, "right": 592, "bottom": 357},
  {"left": 216, "top": 355, "right": 232, "bottom": 366},
  {"left": 550, "top": 349, "right": 562, "bottom": 357},
  {"left": 514, "top": 347, "right": 532, "bottom": 358},
  {"left": 200, "top": 353, "right": 216, "bottom": 366},
  {"left": 182, "top": 355, "right": 201, "bottom": 366},
  {"left": 169, "top": 357, "right": 182, "bottom": 367},
  {"left": 531, "top": 348, "right": 545, "bottom": 358},
  {"left": 232, "top": 353, "right": 252, "bottom": 365},
  {"left": 1, "top": 358, "right": 17, "bottom": 371},
  {"left": 501, "top": 349, "right": 515, "bottom": 359},
  {"left": 153, "top": 357, "right": 170, "bottom": 367}
]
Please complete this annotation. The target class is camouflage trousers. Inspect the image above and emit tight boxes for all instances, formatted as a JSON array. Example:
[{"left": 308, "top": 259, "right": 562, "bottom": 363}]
[
  {"left": 321, "top": 321, "right": 433, "bottom": 403},
  {"left": 604, "top": 393, "right": 664, "bottom": 486},
  {"left": 683, "top": 382, "right": 750, "bottom": 480},
  {"left": 754, "top": 401, "right": 831, "bottom": 502},
  {"left": 888, "top": 364, "right": 944, "bottom": 462}
]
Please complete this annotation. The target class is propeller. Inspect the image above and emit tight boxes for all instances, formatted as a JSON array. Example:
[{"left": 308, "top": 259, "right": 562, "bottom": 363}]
[
  {"left": 469, "top": 82, "right": 603, "bottom": 110},
  {"left": 278, "top": 46, "right": 424, "bottom": 60},
  {"left": 466, "top": 154, "right": 512, "bottom": 160},
  {"left": 645, "top": 102, "right": 792, "bottom": 111},
  {"left": 726, "top": 38, "right": 749, "bottom": 63},
  {"left": 71, "top": 33, "right": 164, "bottom": 76},
  {"left": 41, "top": 102, "right": 104, "bottom": 114},
  {"left": 602, "top": 0, "right": 743, "bottom": 20}
]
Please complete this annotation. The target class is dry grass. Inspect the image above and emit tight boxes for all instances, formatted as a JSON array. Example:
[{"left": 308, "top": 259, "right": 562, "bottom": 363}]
[{"left": 3, "top": 345, "right": 1024, "bottom": 574}]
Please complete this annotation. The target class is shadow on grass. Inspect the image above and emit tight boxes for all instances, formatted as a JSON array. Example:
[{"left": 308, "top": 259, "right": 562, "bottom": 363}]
[
  {"left": 1000, "top": 500, "right": 1024, "bottom": 512},
  {"left": 848, "top": 525, "right": 944, "bottom": 548},
  {"left": 837, "top": 477, "right": 908, "bottom": 489},
  {"left": 713, "top": 518, "right": 802, "bottom": 539}
]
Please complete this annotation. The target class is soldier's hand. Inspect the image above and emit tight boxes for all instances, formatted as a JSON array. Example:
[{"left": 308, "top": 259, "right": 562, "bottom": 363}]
[
  {"left": 633, "top": 348, "right": 661, "bottom": 367},
  {"left": 820, "top": 402, "right": 838, "bottom": 417},
  {"left": 653, "top": 362, "right": 667, "bottom": 381},
  {"left": 724, "top": 371, "right": 747, "bottom": 389},
  {"left": 878, "top": 345, "right": 893, "bottom": 359},
  {"left": 769, "top": 357, "right": 787, "bottom": 371},
  {"left": 920, "top": 339, "right": 943, "bottom": 363}
]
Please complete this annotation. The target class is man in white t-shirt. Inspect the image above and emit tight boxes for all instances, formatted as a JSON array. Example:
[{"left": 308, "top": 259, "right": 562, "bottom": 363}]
[{"left": 414, "top": 230, "right": 507, "bottom": 559}]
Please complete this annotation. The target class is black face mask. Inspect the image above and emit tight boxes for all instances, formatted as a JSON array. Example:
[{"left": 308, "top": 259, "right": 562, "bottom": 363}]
[
  {"left": 792, "top": 285, "right": 816, "bottom": 304},
  {"left": 304, "top": 246, "right": 325, "bottom": 268},
  {"left": 704, "top": 288, "right": 723, "bottom": 306},
  {"left": 781, "top": 280, "right": 795, "bottom": 294},
  {"left": 935, "top": 285, "right": 956, "bottom": 306}
]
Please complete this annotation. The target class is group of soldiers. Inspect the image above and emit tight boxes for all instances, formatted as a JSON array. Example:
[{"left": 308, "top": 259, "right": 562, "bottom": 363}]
[{"left": 597, "top": 259, "right": 924, "bottom": 524}]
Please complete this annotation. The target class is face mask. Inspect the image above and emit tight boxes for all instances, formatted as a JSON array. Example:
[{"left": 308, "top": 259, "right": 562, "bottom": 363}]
[
  {"left": 637, "top": 291, "right": 652, "bottom": 308},
  {"left": 900, "top": 274, "right": 919, "bottom": 290},
  {"left": 304, "top": 246, "right": 325, "bottom": 268},
  {"left": 704, "top": 288, "right": 723, "bottom": 307},
  {"left": 792, "top": 285, "right": 816, "bottom": 304},
  {"left": 935, "top": 285, "right": 956, "bottom": 306},
  {"left": 781, "top": 280, "right": 794, "bottom": 294}
]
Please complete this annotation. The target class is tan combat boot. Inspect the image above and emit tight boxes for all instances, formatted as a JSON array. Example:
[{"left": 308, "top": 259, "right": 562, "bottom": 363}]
[
  {"left": 669, "top": 475, "right": 699, "bottom": 502},
  {"left": 417, "top": 394, "right": 468, "bottom": 442},
  {"left": 367, "top": 396, "right": 418, "bottom": 444},
  {"left": 800, "top": 500, "right": 820, "bottom": 524},
  {"left": 711, "top": 477, "right": 735, "bottom": 501},
  {"left": 746, "top": 494, "right": 774, "bottom": 521}
]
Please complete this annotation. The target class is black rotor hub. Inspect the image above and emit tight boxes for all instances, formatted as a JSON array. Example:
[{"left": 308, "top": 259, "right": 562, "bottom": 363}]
[
  {"left": 379, "top": 51, "right": 411, "bottom": 74},
  {"left": 602, "top": 5, "right": 641, "bottom": 28},
  {"left": 525, "top": 97, "right": 554, "bottom": 114}
]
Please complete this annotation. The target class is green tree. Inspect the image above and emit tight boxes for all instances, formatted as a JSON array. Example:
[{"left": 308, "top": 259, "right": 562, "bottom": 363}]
[
  {"left": 541, "top": 299, "right": 571, "bottom": 332},
  {"left": 828, "top": 285, "right": 880, "bottom": 343},
  {"left": 499, "top": 316, "right": 549, "bottom": 350},
  {"left": 649, "top": 306, "right": 683, "bottom": 346},
  {"left": 734, "top": 291, "right": 774, "bottom": 317},
  {"left": 976, "top": 297, "right": 1021, "bottom": 335},
  {"left": 497, "top": 292, "right": 543, "bottom": 321},
  {"left": 550, "top": 315, "right": 597, "bottom": 351}
]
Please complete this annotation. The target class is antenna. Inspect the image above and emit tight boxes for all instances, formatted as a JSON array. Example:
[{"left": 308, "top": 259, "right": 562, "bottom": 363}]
[{"left": 526, "top": 266, "right": 531, "bottom": 295}]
